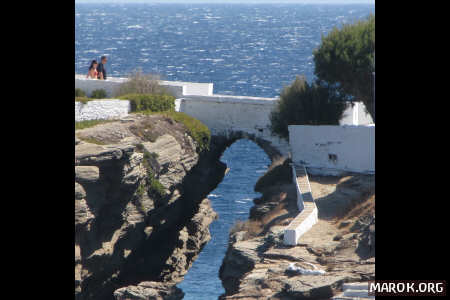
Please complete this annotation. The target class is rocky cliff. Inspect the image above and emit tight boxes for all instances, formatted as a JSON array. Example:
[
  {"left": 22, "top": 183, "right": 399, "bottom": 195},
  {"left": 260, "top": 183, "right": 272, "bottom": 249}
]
[
  {"left": 75, "top": 114, "right": 226, "bottom": 300},
  {"left": 219, "top": 159, "right": 375, "bottom": 299}
]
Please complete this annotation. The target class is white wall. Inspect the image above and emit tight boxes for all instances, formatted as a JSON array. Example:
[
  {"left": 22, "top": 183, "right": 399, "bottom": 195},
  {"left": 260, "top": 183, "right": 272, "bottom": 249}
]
[
  {"left": 179, "top": 95, "right": 277, "bottom": 135},
  {"left": 74, "top": 75, "right": 373, "bottom": 159},
  {"left": 289, "top": 125, "right": 375, "bottom": 174},
  {"left": 178, "top": 95, "right": 291, "bottom": 156},
  {"left": 75, "top": 75, "right": 212, "bottom": 98},
  {"left": 75, "top": 100, "right": 130, "bottom": 122}
]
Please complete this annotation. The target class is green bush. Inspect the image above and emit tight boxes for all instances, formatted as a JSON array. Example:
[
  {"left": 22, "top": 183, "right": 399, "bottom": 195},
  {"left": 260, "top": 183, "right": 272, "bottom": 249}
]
[
  {"left": 135, "top": 111, "right": 211, "bottom": 153},
  {"left": 119, "top": 93, "right": 175, "bottom": 113},
  {"left": 314, "top": 14, "right": 375, "bottom": 120},
  {"left": 75, "top": 97, "right": 90, "bottom": 104},
  {"left": 114, "top": 69, "right": 168, "bottom": 97},
  {"left": 163, "top": 111, "right": 211, "bottom": 153},
  {"left": 254, "top": 159, "right": 292, "bottom": 192},
  {"left": 90, "top": 89, "right": 108, "bottom": 99},
  {"left": 142, "top": 150, "right": 166, "bottom": 200},
  {"left": 75, "top": 88, "right": 86, "bottom": 97},
  {"left": 270, "top": 76, "right": 347, "bottom": 139}
]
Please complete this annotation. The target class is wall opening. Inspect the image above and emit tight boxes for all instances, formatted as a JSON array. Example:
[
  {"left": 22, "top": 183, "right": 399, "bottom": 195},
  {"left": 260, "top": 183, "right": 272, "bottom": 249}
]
[{"left": 328, "top": 153, "right": 338, "bottom": 164}]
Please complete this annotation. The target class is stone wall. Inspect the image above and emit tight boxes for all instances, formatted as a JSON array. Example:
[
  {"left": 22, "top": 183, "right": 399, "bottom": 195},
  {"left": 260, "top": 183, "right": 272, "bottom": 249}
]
[
  {"left": 289, "top": 125, "right": 375, "bottom": 175},
  {"left": 75, "top": 100, "right": 130, "bottom": 122}
]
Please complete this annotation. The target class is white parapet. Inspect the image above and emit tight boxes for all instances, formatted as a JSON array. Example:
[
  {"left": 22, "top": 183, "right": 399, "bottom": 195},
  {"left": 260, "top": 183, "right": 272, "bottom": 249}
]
[
  {"left": 283, "top": 205, "right": 318, "bottom": 245},
  {"left": 75, "top": 75, "right": 213, "bottom": 98},
  {"left": 283, "top": 165, "right": 318, "bottom": 246},
  {"left": 75, "top": 99, "right": 131, "bottom": 122}
]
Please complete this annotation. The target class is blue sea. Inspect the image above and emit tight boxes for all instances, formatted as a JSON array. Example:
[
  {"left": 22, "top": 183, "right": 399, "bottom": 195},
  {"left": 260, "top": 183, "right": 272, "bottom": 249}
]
[
  {"left": 75, "top": 3, "right": 374, "bottom": 299},
  {"left": 75, "top": 3, "right": 374, "bottom": 97},
  {"left": 178, "top": 139, "right": 271, "bottom": 299}
]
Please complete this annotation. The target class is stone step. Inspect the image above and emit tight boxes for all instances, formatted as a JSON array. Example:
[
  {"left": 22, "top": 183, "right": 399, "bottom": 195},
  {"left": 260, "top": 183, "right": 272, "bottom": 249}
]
[
  {"left": 295, "top": 166, "right": 306, "bottom": 173},
  {"left": 302, "top": 192, "right": 314, "bottom": 202},
  {"left": 343, "top": 289, "right": 370, "bottom": 298},
  {"left": 343, "top": 282, "right": 370, "bottom": 291},
  {"left": 298, "top": 182, "right": 311, "bottom": 191}
]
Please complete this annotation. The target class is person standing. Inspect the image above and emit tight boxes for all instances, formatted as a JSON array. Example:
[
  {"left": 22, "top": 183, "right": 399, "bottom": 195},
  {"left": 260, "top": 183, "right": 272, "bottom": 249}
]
[
  {"left": 97, "top": 56, "right": 108, "bottom": 80},
  {"left": 86, "top": 60, "right": 98, "bottom": 79}
]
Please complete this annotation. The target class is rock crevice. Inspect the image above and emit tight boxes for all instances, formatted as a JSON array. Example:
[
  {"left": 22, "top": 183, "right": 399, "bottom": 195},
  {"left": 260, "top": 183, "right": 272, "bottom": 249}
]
[{"left": 75, "top": 114, "right": 225, "bottom": 300}]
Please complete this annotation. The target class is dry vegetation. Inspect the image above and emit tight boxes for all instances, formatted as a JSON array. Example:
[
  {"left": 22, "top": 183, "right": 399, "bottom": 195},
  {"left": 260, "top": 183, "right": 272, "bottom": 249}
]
[{"left": 114, "top": 69, "right": 168, "bottom": 97}]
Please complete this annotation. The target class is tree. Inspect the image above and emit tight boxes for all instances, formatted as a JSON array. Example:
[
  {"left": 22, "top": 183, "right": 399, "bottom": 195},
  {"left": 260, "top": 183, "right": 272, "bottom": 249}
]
[
  {"left": 313, "top": 14, "right": 375, "bottom": 121},
  {"left": 270, "top": 76, "right": 348, "bottom": 139}
]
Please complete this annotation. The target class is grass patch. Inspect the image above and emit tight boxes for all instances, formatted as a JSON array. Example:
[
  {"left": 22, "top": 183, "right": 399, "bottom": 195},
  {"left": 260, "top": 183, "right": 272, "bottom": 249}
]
[
  {"left": 135, "top": 111, "right": 211, "bottom": 153},
  {"left": 75, "top": 119, "right": 114, "bottom": 130},
  {"left": 136, "top": 183, "right": 146, "bottom": 197},
  {"left": 164, "top": 111, "right": 210, "bottom": 152},
  {"left": 254, "top": 159, "right": 292, "bottom": 192},
  {"left": 142, "top": 149, "right": 166, "bottom": 200},
  {"left": 76, "top": 135, "right": 106, "bottom": 145}
]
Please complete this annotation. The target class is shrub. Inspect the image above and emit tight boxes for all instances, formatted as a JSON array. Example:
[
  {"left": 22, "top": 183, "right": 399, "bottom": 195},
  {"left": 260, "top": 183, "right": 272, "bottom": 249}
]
[
  {"left": 254, "top": 159, "right": 292, "bottom": 192},
  {"left": 135, "top": 111, "right": 210, "bottom": 152},
  {"left": 75, "top": 88, "right": 86, "bottom": 97},
  {"left": 114, "top": 69, "right": 168, "bottom": 97},
  {"left": 119, "top": 93, "right": 175, "bottom": 113},
  {"left": 162, "top": 111, "right": 211, "bottom": 153},
  {"left": 270, "top": 76, "right": 347, "bottom": 139},
  {"left": 314, "top": 14, "right": 375, "bottom": 120},
  {"left": 147, "top": 170, "right": 166, "bottom": 200},
  {"left": 142, "top": 150, "right": 166, "bottom": 200},
  {"left": 90, "top": 89, "right": 108, "bottom": 99},
  {"left": 75, "top": 97, "right": 90, "bottom": 104}
]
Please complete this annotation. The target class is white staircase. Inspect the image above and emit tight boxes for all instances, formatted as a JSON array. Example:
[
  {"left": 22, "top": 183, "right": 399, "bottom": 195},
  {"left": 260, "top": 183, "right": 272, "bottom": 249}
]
[
  {"left": 283, "top": 164, "right": 318, "bottom": 245},
  {"left": 332, "top": 282, "right": 374, "bottom": 300},
  {"left": 295, "top": 165, "right": 314, "bottom": 203}
]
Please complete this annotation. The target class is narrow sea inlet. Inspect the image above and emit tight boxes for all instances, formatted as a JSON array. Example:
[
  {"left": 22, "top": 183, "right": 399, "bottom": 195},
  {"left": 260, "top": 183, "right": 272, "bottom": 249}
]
[{"left": 177, "top": 139, "right": 271, "bottom": 300}]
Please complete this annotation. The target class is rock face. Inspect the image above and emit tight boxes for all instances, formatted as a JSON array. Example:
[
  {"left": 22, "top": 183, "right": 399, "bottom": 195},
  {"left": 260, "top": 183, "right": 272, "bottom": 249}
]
[
  {"left": 219, "top": 169, "right": 375, "bottom": 300},
  {"left": 75, "top": 114, "right": 224, "bottom": 300},
  {"left": 114, "top": 281, "right": 184, "bottom": 300}
]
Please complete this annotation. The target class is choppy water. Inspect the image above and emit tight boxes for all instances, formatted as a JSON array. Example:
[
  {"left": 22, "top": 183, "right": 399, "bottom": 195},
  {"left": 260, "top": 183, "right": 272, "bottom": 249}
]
[
  {"left": 75, "top": 4, "right": 374, "bottom": 299},
  {"left": 75, "top": 3, "right": 374, "bottom": 97},
  {"left": 177, "top": 139, "right": 271, "bottom": 299}
]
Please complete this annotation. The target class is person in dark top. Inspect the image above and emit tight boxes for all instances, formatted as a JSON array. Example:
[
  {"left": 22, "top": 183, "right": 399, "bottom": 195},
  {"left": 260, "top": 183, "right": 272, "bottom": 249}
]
[{"left": 97, "top": 56, "right": 108, "bottom": 80}]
